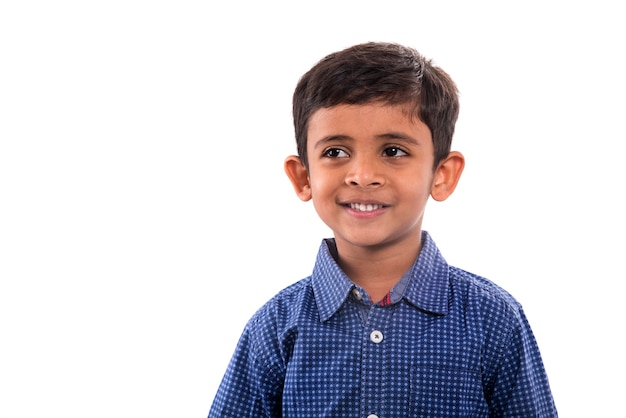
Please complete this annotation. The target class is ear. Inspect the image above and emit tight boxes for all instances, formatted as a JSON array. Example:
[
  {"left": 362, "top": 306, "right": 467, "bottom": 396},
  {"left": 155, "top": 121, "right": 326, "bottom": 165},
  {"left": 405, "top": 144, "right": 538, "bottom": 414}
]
[
  {"left": 431, "top": 151, "right": 465, "bottom": 202},
  {"left": 284, "top": 155, "right": 312, "bottom": 202}
]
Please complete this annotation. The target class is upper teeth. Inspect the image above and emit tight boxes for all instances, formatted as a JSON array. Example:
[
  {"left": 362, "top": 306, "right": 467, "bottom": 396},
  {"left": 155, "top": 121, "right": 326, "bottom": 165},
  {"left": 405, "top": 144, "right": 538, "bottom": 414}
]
[{"left": 350, "top": 203, "right": 382, "bottom": 212}]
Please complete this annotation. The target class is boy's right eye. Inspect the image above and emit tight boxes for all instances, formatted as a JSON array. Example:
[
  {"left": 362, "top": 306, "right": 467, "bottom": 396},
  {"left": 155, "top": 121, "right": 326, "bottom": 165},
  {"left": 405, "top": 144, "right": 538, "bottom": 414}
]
[{"left": 323, "top": 148, "right": 349, "bottom": 158}]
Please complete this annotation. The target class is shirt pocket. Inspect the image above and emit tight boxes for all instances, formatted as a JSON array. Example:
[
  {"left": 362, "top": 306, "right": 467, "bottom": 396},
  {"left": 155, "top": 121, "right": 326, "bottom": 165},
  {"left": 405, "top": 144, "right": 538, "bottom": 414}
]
[{"left": 409, "top": 365, "right": 486, "bottom": 417}]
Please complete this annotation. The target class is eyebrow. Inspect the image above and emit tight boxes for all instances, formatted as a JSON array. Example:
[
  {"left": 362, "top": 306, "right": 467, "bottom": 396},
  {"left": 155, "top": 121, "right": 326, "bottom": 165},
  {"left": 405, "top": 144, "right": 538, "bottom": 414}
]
[
  {"left": 312, "top": 132, "right": 419, "bottom": 150},
  {"left": 377, "top": 132, "right": 419, "bottom": 145}
]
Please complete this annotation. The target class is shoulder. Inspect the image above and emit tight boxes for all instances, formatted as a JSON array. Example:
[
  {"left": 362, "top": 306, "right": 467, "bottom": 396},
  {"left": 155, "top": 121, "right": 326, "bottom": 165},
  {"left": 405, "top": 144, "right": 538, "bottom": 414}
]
[
  {"left": 245, "top": 276, "right": 315, "bottom": 339},
  {"left": 449, "top": 266, "right": 520, "bottom": 308},
  {"left": 446, "top": 268, "right": 556, "bottom": 414},
  {"left": 233, "top": 277, "right": 314, "bottom": 372},
  {"left": 446, "top": 266, "right": 542, "bottom": 374},
  {"left": 448, "top": 266, "right": 525, "bottom": 329}
]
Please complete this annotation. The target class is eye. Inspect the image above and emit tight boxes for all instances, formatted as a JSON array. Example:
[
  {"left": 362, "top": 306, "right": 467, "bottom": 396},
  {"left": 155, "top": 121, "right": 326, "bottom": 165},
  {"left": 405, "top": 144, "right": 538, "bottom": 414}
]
[
  {"left": 383, "top": 147, "right": 408, "bottom": 157},
  {"left": 323, "top": 148, "right": 349, "bottom": 158}
]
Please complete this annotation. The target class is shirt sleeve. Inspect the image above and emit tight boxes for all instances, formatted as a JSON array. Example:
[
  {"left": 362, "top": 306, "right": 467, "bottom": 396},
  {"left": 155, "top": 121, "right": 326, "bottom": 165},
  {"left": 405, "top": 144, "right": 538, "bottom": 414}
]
[
  {"left": 208, "top": 314, "right": 284, "bottom": 418},
  {"left": 488, "top": 307, "right": 558, "bottom": 417}
]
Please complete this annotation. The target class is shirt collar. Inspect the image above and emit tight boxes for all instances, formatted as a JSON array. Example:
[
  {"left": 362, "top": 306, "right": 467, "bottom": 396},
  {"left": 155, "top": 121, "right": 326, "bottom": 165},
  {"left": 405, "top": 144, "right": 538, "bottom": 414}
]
[{"left": 311, "top": 231, "right": 450, "bottom": 322}]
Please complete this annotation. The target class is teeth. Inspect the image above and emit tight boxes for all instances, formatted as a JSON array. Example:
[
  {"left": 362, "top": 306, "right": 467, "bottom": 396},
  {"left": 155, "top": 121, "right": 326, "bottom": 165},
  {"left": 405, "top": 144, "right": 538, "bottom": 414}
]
[{"left": 350, "top": 203, "right": 382, "bottom": 212}]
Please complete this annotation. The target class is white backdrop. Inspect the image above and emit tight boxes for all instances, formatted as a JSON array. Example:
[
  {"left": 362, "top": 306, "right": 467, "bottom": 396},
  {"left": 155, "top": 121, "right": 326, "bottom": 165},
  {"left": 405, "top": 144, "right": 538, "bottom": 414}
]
[{"left": 1, "top": 1, "right": 624, "bottom": 417}]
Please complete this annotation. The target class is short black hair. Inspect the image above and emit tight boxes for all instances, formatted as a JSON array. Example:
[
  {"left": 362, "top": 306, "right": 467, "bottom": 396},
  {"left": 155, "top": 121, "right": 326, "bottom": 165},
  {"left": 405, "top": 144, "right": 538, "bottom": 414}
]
[{"left": 293, "top": 42, "right": 460, "bottom": 170}]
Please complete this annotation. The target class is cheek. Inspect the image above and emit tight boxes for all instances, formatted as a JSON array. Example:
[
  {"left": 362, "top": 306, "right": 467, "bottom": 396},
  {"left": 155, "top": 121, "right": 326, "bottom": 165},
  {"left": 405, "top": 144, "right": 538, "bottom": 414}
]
[
  {"left": 399, "top": 172, "right": 433, "bottom": 193},
  {"left": 308, "top": 178, "right": 329, "bottom": 206},
  {"left": 309, "top": 170, "right": 338, "bottom": 192}
]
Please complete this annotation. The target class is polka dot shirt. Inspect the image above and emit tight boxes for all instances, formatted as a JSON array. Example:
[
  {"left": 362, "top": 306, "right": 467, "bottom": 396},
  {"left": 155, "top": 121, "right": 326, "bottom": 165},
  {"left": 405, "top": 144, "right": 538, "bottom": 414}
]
[{"left": 208, "top": 231, "right": 557, "bottom": 417}]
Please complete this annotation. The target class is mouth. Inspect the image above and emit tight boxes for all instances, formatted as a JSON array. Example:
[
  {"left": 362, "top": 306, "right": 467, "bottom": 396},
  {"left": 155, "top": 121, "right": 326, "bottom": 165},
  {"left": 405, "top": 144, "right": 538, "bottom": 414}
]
[{"left": 347, "top": 203, "right": 386, "bottom": 212}]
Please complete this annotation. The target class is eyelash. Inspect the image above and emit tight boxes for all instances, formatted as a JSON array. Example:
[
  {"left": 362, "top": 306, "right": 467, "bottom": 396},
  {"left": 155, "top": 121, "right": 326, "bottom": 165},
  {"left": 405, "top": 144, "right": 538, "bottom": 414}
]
[
  {"left": 322, "top": 146, "right": 409, "bottom": 158},
  {"left": 323, "top": 148, "right": 349, "bottom": 158},
  {"left": 384, "top": 146, "right": 408, "bottom": 157}
]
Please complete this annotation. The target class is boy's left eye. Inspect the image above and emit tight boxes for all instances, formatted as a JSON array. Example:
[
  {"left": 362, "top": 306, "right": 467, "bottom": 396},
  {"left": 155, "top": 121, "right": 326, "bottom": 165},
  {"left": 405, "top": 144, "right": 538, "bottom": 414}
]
[{"left": 384, "top": 147, "right": 407, "bottom": 157}]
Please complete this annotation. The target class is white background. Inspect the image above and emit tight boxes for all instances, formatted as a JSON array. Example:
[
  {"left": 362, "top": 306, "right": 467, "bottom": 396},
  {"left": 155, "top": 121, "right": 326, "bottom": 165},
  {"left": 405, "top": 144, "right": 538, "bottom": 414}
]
[{"left": 1, "top": 1, "right": 624, "bottom": 417}]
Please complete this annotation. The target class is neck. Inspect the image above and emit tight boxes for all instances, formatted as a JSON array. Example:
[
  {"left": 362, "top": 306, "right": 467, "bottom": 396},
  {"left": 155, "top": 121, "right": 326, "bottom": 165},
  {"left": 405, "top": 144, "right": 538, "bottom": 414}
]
[{"left": 335, "top": 235, "right": 422, "bottom": 303}]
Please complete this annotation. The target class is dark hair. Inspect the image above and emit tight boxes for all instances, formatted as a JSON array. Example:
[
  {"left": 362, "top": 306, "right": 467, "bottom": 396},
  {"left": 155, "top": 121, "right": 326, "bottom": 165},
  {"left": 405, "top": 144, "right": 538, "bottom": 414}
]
[{"left": 292, "top": 42, "right": 459, "bottom": 170}]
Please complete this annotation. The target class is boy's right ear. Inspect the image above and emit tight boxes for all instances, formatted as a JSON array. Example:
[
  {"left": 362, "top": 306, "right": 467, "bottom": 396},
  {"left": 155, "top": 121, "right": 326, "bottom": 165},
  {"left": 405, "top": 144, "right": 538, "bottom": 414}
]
[{"left": 284, "top": 155, "right": 312, "bottom": 202}]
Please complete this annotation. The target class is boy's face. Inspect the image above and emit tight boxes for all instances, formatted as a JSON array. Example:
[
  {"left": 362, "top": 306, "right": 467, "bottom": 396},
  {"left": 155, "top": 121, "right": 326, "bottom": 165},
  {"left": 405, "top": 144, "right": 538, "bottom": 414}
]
[{"left": 288, "top": 103, "right": 446, "bottom": 253}]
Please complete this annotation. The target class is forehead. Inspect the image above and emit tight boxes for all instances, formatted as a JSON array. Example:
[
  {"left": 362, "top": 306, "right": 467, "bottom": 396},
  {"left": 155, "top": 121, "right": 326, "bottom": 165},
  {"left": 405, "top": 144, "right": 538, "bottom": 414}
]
[{"left": 307, "top": 103, "right": 432, "bottom": 148}]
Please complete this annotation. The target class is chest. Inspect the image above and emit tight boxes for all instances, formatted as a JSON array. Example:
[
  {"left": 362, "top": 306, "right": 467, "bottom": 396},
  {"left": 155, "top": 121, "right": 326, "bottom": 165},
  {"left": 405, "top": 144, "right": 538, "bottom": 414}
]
[{"left": 281, "top": 303, "right": 489, "bottom": 417}]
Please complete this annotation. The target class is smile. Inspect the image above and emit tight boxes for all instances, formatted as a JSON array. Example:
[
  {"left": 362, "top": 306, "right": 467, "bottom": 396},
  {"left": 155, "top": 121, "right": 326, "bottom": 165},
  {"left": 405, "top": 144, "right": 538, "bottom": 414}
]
[{"left": 349, "top": 203, "right": 384, "bottom": 212}]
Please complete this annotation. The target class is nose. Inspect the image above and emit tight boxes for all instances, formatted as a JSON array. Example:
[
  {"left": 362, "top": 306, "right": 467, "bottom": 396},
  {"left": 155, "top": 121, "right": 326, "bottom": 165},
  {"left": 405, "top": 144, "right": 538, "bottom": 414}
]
[{"left": 344, "top": 155, "right": 385, "bottom": 188}]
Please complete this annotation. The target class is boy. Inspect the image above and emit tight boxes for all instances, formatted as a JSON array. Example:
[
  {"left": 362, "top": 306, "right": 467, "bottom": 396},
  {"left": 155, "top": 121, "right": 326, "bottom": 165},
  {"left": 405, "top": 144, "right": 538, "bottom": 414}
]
[{"left": 208, "top": 42, "right": 557, "bottom": 417}]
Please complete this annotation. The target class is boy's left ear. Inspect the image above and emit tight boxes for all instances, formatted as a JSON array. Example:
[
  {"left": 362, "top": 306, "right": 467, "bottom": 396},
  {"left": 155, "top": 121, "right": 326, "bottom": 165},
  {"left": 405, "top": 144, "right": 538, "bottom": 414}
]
[
  {"left": 284, "top": 155, "right": 312, "bottom": 202},
  {"left": 431, "top": 151, "right": 465, "bottom": 202}
]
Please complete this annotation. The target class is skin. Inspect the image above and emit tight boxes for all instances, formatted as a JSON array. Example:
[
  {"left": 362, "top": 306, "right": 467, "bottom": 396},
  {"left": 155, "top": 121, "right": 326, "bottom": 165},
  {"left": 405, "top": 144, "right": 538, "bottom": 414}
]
[{"left": 285, "top": 103, "right": 464, "bottom": 302}]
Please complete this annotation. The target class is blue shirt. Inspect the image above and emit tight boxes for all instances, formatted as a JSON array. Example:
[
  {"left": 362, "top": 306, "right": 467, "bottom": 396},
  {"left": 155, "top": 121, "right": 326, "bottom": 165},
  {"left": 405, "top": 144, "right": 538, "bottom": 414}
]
[{"left": 208, "top": 232, "right": 557, "bottom": 417}]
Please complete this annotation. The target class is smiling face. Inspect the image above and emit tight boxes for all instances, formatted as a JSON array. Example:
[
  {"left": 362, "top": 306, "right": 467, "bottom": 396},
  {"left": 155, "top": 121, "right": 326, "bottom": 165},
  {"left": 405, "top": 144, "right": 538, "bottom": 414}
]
[{"left": 286, "top": 103, "right": 444, "bottom": 256}]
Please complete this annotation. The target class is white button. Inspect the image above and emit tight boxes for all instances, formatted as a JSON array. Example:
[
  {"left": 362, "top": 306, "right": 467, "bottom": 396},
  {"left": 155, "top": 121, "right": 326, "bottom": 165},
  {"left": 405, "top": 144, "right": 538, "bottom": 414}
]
[
  {"left": 370, "top": 330, "right": 383, "bottom": 343},
  {"left": 367, "top": 414, "right": 379, "bottom": 418},
  {"left": 352, "top": 288, "right": 362, "bottom": 301}
]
